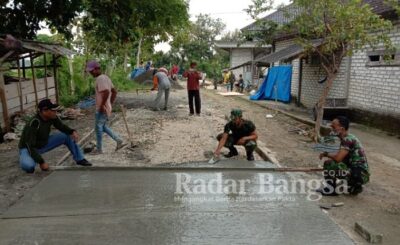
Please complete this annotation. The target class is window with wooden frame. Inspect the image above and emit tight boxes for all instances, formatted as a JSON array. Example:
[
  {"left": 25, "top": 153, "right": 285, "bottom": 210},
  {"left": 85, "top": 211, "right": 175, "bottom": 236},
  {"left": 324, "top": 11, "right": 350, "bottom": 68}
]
[{"left": 366, "top": 50, "right": 400, "bottom": 67}]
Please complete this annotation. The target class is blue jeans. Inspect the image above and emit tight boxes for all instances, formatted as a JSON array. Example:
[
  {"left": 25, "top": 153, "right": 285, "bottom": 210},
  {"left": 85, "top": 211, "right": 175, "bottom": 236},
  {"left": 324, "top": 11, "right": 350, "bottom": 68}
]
[
  {"left": 95, "top": 112, "right": 121, "bottom": 151},
  {"left": 19, "top": 133, "right": 84, "bottom": 173}
]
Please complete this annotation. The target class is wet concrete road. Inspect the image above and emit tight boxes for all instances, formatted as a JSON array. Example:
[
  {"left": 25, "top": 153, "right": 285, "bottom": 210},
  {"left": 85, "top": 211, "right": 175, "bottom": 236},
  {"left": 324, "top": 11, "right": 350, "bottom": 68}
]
[{"left": 0, "top": 161, "right": 353, "bottom": 244}]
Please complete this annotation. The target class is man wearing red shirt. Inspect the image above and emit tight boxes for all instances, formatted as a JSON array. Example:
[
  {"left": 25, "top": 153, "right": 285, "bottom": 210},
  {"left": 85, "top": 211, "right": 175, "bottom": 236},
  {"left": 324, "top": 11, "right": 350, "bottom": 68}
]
[
  {"left": 170, "top": 64, "right": 179, "bottom": 81},
  {"left": 183, "top": 62, "right": 202, "bottom": 115}
]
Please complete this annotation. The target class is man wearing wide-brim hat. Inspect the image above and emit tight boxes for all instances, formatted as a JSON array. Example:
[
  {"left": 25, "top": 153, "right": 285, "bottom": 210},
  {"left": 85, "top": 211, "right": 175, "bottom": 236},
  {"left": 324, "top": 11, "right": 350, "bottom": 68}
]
[
  {"left": 214, "top": 109, "right": 258, "bottom": 161},
  {"left": 18, "top": 99, "right": 92, "bottom": 173}
]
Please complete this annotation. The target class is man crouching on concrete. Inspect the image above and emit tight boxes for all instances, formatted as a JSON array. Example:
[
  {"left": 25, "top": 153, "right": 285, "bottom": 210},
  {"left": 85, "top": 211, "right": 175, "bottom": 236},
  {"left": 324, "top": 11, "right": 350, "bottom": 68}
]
[
  {"left": 18, "top": 99, "right": 92, "bottom": 173},
  {"left": 214, "top": 109, "right": 258, "bottom": 161},
  {"left": 317, "top": 116, "right": 370, "bottom": 196}
]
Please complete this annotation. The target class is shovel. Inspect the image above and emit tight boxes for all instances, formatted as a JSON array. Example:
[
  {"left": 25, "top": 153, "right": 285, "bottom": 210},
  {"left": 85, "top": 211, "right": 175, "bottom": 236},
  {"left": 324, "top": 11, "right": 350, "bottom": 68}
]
[
  {"left": 120, "top": 104, "right": 137, "bottom": 150},
  {"left": 208, "top": 154, "right": 220, "bottom": 164}
]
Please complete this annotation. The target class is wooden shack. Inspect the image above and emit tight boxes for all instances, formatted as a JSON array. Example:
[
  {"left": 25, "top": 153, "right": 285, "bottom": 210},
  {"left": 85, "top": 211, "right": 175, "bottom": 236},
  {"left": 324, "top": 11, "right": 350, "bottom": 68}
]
[{"left": 0, "top": 35, "right": 74, "bottom": 131}]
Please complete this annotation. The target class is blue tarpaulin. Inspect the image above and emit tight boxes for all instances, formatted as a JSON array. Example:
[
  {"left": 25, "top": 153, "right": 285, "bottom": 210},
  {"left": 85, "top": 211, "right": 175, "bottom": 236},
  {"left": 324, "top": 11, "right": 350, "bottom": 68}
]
[
  {"left": 77, "top": 97, "right": 95, "bottom": 109},
  {"left": 130, "top": 68, "right": 145, "bottom": 79},
  {"left": 250, "top": 66, "right": 292, "bottom": 102}
]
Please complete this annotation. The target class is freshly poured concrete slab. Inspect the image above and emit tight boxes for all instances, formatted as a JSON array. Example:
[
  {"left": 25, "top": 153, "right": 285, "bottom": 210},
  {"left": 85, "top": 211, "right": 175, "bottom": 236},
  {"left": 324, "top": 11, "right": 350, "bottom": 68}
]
[
  {"left": 57, "top": 159, "right": 277, "bottom": 170},
  {"left": 0, "top": 166, "right": 353, "bottom": 244},
  {"left": 166, "top": 159, "right": 276, "bottom": 168}
]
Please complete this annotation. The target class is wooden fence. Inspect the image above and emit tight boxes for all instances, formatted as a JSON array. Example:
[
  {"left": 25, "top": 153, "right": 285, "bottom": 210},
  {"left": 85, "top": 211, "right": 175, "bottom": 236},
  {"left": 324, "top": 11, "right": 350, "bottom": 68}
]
[{"left": 0, "top": 75, "right": 56, "bottom": 130}]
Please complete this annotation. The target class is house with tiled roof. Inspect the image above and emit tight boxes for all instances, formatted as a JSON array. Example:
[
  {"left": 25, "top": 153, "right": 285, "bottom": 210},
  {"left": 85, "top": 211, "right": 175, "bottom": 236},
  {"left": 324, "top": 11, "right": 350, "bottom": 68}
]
[{"left": 220, "top": 0, "right": 400, "bottom": 132}]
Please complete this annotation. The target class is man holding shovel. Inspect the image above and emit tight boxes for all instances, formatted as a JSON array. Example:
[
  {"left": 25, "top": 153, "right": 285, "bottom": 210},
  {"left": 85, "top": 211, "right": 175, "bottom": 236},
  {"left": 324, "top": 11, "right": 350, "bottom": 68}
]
[{"left": 86, "top": 60, "right": 126, "bottom": 154}]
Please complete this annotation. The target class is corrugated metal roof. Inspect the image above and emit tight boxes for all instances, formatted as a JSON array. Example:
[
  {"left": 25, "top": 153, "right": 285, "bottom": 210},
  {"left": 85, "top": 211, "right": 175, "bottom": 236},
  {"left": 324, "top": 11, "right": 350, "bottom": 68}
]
[
  {"left": 24, "top": 41, "right": 75, "bottom": 56},
  {"left": 258, "top": 44, "right": 305, "bottom": 63},
  {"left": 228, "top": 39, "right": 322, "bottom": 71},
  {"left": 365, "top": 0, "right": 398, "bottom": 14},
  {"left": 215, "top": 41, "right": 272, "bottom": 49},
  {"left": 228, "top": 61, "right": 270, "bottom": 71},
  {"left": 0, "top": 35, "right": 75, "bottom": 63},
  {"left": 256, "top": 39, "right": 322, "bottom": 63}
]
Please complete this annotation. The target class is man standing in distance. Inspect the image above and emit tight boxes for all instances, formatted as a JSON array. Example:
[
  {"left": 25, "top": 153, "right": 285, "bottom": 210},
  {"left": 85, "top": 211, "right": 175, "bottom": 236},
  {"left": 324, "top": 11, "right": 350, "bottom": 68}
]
[
  {"left": 86, "top": 60, "right": 126, "bottom": 154},
  {"left": 183, "top": 62, "right": 202, "bottom": 116}
]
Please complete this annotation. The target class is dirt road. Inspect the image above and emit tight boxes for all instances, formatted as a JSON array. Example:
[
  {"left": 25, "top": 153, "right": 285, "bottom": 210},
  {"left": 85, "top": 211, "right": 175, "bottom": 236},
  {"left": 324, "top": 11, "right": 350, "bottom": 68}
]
[
  {"left": 200, "top": 89, "right": 400, "bottom": 244},
  {"left": 1, "top": 83, "right": 399, "bottom": 244}
]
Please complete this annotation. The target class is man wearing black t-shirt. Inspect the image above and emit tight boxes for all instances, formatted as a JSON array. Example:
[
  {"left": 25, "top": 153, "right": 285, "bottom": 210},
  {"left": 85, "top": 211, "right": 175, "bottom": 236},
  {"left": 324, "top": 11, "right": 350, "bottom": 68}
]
[{"left": 214, "top": 109, "right": 258, "bottom": 161}]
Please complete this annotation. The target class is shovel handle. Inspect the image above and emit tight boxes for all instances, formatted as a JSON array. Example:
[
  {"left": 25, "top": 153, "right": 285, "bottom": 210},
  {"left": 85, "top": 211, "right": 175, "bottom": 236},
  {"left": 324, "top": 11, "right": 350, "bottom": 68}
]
[{"left": 120, "top": 105, "right": 133, "bottom": 142}]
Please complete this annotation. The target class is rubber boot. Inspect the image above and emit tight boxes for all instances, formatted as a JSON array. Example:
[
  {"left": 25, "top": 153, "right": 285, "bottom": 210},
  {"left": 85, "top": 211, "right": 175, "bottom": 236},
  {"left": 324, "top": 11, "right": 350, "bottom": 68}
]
[
  {"left": 246, "top": 149, "right": 255, "bottom": 161},
  {"left": 316, "top": 179, "right": 338, "bottom": 196},
  {"left": 348, "top": 167, "right": 364, "bottom": 195}
]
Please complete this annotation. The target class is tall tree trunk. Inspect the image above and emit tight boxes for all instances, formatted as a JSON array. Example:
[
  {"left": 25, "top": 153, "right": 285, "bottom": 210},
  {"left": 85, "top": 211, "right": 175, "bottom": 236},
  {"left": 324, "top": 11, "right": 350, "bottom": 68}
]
[
  {"left": 314, "top": 72, "right": 338, "bottom": 142},
  {"left": 107, "top": 61, "right": 115, "bottom": 77},
  {"left": 136, "top": 36, "right": 143, "bottom": 68},
  {"left": 123, "top": 49, "right": 129, "bottom": 73},
  {"left": 68, "top": 58, "right": 75, "bottom": 95},
  {"left": 83, "top": 37, "right": 89, "bottom": 78},
  {"left": 105, "top": 51, "right": 115, "bottom": 76}
]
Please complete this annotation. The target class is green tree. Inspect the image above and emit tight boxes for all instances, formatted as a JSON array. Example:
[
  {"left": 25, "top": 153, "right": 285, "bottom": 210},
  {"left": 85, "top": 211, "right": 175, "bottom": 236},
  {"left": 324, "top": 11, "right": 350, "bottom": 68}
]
[
  {"left": 82, "top": 0, "right": 189, "bottom": 70},
  {"left": 0, "top": 0, "right": 83, "bottom": 39},
  {"left": 170, "top": 14, "right": 225, "bottom": 61},
  {"left": 247, "top": 0, "right": 399, "bottom": 140},
  {"left": 219, "top": 29, "right": 244, "bottom": 42},
  {"left": 152, "top": 51, "right": 175, "bottom": 68},
  {"left": 169, "top": 14, "right": 229, "bottom": 79}
]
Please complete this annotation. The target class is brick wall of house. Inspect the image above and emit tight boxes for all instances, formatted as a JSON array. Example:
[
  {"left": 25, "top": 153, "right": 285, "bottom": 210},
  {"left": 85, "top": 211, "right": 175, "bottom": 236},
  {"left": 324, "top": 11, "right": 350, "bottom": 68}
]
[
  {"left": 299, "top": 57, "right": 349, "bottom": 108},
  {"left": 291, "top": 59, "right": 300, "bottom": 97},
  {"left": 291, "top": 24, "right": 400, "bottom": 115},
  {"left": 230, "top": 23, "right": 400, "bottom": 117},
  {"left": 346, "top": 25, "right": 400, "bottom": 116},
  {"left": 274, "top": 38, "right": 349, "bottom": 107},
  {"left": 273, "top": 27, "right": 400, "bottom": 115}
]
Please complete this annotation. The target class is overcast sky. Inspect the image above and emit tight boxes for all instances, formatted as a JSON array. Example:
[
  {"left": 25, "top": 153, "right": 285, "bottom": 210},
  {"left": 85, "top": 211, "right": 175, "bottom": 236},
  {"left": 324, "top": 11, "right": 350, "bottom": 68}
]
[{"left": 189, "top": 0, "right": 290, "bottom": 33}]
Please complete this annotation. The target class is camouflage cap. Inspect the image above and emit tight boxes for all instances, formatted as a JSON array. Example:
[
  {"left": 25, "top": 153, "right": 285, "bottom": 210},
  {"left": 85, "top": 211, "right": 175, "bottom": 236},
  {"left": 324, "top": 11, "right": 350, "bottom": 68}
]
[{"left": 230, "top": 109, "right": 242, "bottom": 120}]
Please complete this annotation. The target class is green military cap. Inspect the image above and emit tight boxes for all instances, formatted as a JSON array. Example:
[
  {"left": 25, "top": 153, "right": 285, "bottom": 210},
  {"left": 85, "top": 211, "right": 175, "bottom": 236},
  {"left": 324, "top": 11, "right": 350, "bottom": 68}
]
[{"left": 230, "top": 109, "right": 243, "bottom": 120}]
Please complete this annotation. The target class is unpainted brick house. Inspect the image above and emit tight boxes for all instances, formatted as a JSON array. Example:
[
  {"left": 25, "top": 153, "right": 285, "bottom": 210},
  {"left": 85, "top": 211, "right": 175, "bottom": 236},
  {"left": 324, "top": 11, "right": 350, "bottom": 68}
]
[{"left": 216, "top": 0, "right": 400, "bottom": 132}]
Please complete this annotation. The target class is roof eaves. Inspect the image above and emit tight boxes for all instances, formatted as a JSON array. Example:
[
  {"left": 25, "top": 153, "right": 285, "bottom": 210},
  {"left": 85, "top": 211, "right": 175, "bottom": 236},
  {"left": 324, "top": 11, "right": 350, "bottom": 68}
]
[
  {"left": 242, "top": 0, "right": 399, "bottom": 39},
  {"left": 1, "top": 36, "right": 75, "bottom": 62}
]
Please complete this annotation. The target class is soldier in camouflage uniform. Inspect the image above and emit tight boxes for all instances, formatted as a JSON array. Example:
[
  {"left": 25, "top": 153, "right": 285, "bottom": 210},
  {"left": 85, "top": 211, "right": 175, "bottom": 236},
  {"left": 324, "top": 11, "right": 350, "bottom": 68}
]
[
  {"left": 214, "top": 109, "right": 258, "bottom": 161},
  {"left": 318, "top": 116, "right": 370, "bottom": 196}
]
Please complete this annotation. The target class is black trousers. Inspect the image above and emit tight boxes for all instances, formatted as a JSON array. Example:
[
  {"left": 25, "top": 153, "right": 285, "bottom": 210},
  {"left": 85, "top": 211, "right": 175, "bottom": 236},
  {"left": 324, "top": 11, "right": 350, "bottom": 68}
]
[{"left": 188, "top": 90, "right": 201, "bottom": 114}]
